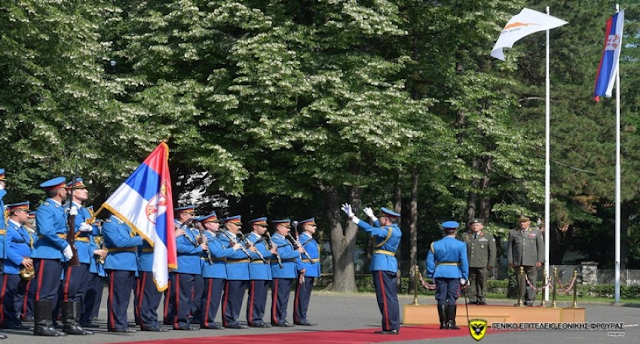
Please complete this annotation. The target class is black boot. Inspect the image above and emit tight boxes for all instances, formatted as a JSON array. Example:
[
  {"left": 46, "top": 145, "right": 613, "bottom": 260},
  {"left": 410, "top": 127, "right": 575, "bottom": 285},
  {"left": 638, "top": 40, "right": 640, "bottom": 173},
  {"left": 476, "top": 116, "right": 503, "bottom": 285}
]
[
  {"left": 61, "top": 301, "right": 93, "bottom": 335},
  {"left": 437, "top": 304, "right": 447, "bottom": 329},
  {"left": 446, "top": 304, "right": 460, "bottom": 330},
  {"left": 34, "top": 301, "right": 66, "bottom": 336}
]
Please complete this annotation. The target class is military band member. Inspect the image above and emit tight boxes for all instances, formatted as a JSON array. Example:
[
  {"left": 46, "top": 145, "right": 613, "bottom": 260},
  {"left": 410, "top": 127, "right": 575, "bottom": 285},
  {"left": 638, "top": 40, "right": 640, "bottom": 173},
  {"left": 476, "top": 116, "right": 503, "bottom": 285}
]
[
  {"left": 427, "top": 221, "right": 469, "bottom": 330},
  {"left": 293, "top": 217, "right": 319, "bottom": 326},
  {"left": 196, "top": 212, "right": 240, "bottom": 329},
  {"left": 3, "top": 202, "right": 34, "bottom": 331},
  {"left": 0, "top": 169, "right": 9, "bottom": 294},
  {"left": 80, "top": 213, "right": 106, "bottom": 328},
  {"left": 343, "top": 205, "right": 402, "bottom": 335},
  {"left": 31, "top": 177, "right": 72, "bottom": 337},
  {"left": 463, "top": 219, "right": 496, "bottom": 305},
  {"left": 270, "top": 219, "right": 304, "bottom": 327},
  {"left": 219, "top": 215, "right": 250, "bottom": 329},
  {"left": 102, "top": 214, "right": 143, "bottom": 332},
  {"left": 21, "top": 211, "right": 37, "bottom": 323},
  {"left": 245, "top": 217, "right": 274, "bottom": 328},
  {"left": 135, "top": 231, "right": 168, "bottom": 332},
  {"left": 169, "top": 205, "right": 203, "bottom": 331},
  {"left": 507, "top": 216, "right": 544, "bottom": 306}
]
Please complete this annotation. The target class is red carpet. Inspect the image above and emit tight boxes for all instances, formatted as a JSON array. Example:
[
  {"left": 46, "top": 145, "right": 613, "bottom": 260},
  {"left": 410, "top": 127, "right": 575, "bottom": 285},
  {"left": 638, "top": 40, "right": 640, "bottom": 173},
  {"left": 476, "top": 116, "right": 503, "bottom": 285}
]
[{"left": 110, "top": 325, "right": 476, "bottom": 344}]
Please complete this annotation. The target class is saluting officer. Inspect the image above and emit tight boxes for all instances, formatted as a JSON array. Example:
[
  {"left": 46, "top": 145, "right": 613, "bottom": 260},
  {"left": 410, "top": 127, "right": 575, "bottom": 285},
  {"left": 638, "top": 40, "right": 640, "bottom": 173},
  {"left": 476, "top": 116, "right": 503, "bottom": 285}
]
[
  {"left": 293, "top": 217, "right": 320, "bottom": 326},
  {"left": 31, "top": 177, "right": 72, "bottom": 337},
  {"left": 342, "top": 204, "right": 402, "bottom": 335},
  {"left": 427, "top": 221, "right": 469, "bottom": 330},
  {"left": 463, "top": 219, "right": 496, "bottom": 305},
  {"left": 219, "top": 215, "right": 251, "bottom": 329},
  {"left": 270, "top": 219, "right": 304, "bottom": 327},
  {"left": 245, "top": 217, "right": 274, "bottom": 328},
  {"left": 507, "top": 216, "right": 544, "bottom": 306}
]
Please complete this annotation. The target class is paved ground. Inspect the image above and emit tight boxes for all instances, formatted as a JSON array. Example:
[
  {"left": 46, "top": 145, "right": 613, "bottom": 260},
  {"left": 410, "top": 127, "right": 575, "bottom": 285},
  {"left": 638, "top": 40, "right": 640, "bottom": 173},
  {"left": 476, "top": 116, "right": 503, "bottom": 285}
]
[{"left": 1, "top": 291, "right": 638, "bottom": 343}]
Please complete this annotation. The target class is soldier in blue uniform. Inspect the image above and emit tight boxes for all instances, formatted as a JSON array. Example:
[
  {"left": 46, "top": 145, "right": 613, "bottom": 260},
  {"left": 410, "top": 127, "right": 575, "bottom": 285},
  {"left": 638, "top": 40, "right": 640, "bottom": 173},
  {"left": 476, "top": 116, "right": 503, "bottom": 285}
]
[
  {"left": 293, "top": 217, "right": 320, "bottom": 326},
  {"left": 245, "top": 217, "right": 275, "bottom": 328},
  {"left": 196, "top": 212, "right": 240, "bottom": 329},
  {"left": 21, "top": 211, "right": 38, "bottom": 323},
  {"left": 61, "top": 178, "right": 94, "bottom": 334},
  {"left": 80, "top": 216, "right": 106, "bottom": 328},
  {"left": 270, "top": 219, "right": 304, "bottom": 327},
  {"left": 134, "top": 227, "right": 168, "bottom": 332},
  {"left": 219, "top": 215, "right": 251, "bottom": 329},
  {"left": 0, "top": 169, "right": 9, "bottom": 298},
  {"left": 102, "top": 214, "right": 143, "bottom": 332},
  {"left": 342, "top": 204, "right": 402, "bottom": 335},
  {"left": 31, "top": 177, "right": 71, "bottom": 337},
  {"left": 169, "top": 205, "right": 203, "bottom": 331},
  {"left": 3, "top": 202, "right": 34, "bottom": 331},
  {"left": 426, "top": 221, "right": 469, "bottom": 330}
]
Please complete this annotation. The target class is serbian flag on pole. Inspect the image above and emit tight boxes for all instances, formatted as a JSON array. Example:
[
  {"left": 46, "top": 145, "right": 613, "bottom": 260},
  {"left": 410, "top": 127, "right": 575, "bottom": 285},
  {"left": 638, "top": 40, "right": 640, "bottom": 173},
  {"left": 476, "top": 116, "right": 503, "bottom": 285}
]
[
  {"left": 594, "top": 10, "right": 624, "bottom": 102},
  {"left": 102, "top": 142, "right": 176, "bottom": 291},
  {"left": 491, "top": 8, "right": 568, "bottom": 60}
]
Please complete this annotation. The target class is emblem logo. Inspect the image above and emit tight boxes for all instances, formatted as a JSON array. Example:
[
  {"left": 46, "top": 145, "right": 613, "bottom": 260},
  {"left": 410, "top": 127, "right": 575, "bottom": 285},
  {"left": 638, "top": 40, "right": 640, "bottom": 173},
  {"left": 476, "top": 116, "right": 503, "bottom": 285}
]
[
  {"left": 469, "top": 319, "right": 488, "bottom": 341},
  {"left": 145, "top": 181, "right": 169, "bottom": 224}
]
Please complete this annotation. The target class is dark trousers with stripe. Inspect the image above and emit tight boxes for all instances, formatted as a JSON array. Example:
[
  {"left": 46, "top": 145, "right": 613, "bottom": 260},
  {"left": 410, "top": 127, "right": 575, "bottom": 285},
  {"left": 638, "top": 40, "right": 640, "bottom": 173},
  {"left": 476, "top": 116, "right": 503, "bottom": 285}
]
[
  {"left": 372, "top": 270, "right": 400, "bottom": 331},
  {"left": 163, "top": 280, "right": 173, "bottom": 324},
  {"left": 200, "top": 278, "right": 224, "bottom": 328},
  {"left": 2, "top": 273, "right": 28, "bottom": 327},
  {"left": 270, "top": 277, "right": 294, "bottom": 325},
  {"left": 222, "top": 279, "right": 248, "bottom": 327},
  {"left": 246, "top": 279, "right": 269, "bottom": 325},
  {"left": 294, "top": 276, "right": 314, "bottom": 324},
  {"left": 81, "top": 273, "right": 104, "bottom": 324},
  {"left": 435, "top": 277, "right": 460, "bottom": 305},
  {"left": 33, "top": 259, "right": 64, "bottom": 302},
  {"left": 63, "top": 263, "right": 91, "bottom": 302},
  {"left": 169, "top": 272, "right": 196, "bottom": 329},
  {"left": 135, "top": 271, "right": 163, "bottom": 330},
  {"left": 191, "top": 274, "right": 204, "bottom": 323},
  {"left": 106, "top": 269, "right": 135, "bottom": 331},
  {"left": 22, "top": 278, "right": 34, "bottom": 320}
]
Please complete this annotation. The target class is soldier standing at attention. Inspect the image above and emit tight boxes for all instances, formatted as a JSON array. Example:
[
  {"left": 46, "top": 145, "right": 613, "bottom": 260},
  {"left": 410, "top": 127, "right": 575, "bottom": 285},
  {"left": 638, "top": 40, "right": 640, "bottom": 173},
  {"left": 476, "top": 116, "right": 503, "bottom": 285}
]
[
  {"left": 507, "top": 216, "right": 544, "bottom": 306},
  {"left": 463, "top": 219, "right": 496, "bottom": 305},
  {"left": 427, "top": 221, "right": 469, "bottom": 330},
  {"left": 219, "top": 215, "right": 251, "bottom": 329},
  {"left": 293, "top": 217, "right": 320, "bottom": 326},
  {"left": 342, "top": 204, "right": 402, "bottom": 335},
  {"left": 245, "top": 217, "right": 274, "bottom": 328}
]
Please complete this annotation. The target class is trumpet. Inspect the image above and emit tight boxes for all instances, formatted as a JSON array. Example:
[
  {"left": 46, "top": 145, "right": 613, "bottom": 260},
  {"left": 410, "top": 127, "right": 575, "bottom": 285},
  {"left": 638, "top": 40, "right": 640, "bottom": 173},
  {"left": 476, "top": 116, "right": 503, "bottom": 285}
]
[
  {"left": 20, "top": 265, "right": 35, "bottom": 280},
  {"left": 95, "top": 236, "right": 107, "bottom": 265}
]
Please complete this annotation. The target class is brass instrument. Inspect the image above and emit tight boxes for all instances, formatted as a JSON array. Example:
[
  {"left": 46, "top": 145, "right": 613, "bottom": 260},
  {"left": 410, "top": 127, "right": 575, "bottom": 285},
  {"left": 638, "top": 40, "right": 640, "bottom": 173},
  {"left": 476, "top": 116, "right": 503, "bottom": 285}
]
[
  {"left": 195, "top": 222, "right": 213, "bottom": 264},
  {"left": 240, "top": 233, "right": 267, "bottom": 264},
  {"left": 264, "top": 231, "right": 283, "bottom": 269},
  {"left": 220, "top": 230, "right": 252, "bottom": 258},
  {"left": 20, "top": 265, "right": 35, "bottom": 280},
  {"left": 95, "top": 236, "right": 107, "bottom": 265}
]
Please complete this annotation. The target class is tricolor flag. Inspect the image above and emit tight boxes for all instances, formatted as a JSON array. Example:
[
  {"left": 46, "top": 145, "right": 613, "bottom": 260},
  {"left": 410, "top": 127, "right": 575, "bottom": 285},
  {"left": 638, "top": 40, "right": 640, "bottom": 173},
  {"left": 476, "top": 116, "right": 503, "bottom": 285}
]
[
  {"left": 102, "top": 142, "right": 177, "bottom": 291},
  {"left": 594, "top": 10, "right": 624, "bottom": 102},
  {"left": 491, "top": 8, "right": 568, "bottom": 60}
]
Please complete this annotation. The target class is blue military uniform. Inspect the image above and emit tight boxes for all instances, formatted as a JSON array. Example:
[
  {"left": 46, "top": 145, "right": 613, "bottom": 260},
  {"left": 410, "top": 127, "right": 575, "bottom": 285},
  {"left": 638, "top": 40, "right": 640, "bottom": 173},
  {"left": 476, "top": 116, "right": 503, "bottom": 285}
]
[
  {"left": 426, "top": 221, "right": 469, "bottom": 329},
  {"left": 102, "top": 215, "right": 143, "bottom": 332},
  {"left": 294, "top": 218, "right": 320, "bottom": 326},
  {"left": 21, "top": 211, "right": 38, "bottom": 322},
  {"left": 80, "top": 217, "right": 106, "bottom": 328},
  {"left": 134, "top": 237, "right": 167, "bottom": 331},
  {"left": 245, "top": 217, "right": 272, "bottom": 327},
  {"left": 219, "top": 215, "right": 251, "bottom": 329},
  {"left": 270, "top": 219, "right": 302, "bottom": 327},
  {"left": 0, "top": 169, "right": 7, "bottom": 283}
]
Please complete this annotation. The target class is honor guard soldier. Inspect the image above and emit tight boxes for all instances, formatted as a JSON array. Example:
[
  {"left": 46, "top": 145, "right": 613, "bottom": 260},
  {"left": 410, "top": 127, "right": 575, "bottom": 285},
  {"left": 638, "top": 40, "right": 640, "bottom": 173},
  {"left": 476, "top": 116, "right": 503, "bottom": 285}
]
[
  {"left": 507, "top": 216, "right": 544, "bottom": 306},
  {"left": 31, "top": 177, "right": 72, "bottom": 337},
  {"left": 3, "top": 202, "right": 34, "bottom": 331},
  {"left": 427, "top": 221, "right": 469, "bottom": 330},
  {"left": 463, "top": 219, "right": 496, "bottom": 305},
  {"left": 135, "top": 227, "right": 168, "bottom": 332},
  {"left": 196, "top": 212, "right": 240, "bottom": 329},
  {"left": 80, "top": 215, "right": 106, "bottom": 328},
  {"left": 219, "top": 215, "right": 251, "bottom": 329},
  {"left": 270, "top": 219, "right": 304, "bottom": 327},
  {"left": 168, "top": 205, "right": 203, "bottom": 331},
  {"left": 62, "top": 178, "right": 94, "bottom": 332},
  {"left": 245, "top": 217, "right": 274, "bottom": 328},
  {"left": 0, "top": 169, "right": 9, "bottom": 288},
  {"left": 22, "top": 211, "right": 38, "bottom": 323},
  {"left": 102, "top": 214, "right": 142, "bottom": 332},
  {"left": 293, "top": 217, "right": 319, "bottom": 326},
  {"left": 343, "top": 205, "right": 402, "bottom": 335}
]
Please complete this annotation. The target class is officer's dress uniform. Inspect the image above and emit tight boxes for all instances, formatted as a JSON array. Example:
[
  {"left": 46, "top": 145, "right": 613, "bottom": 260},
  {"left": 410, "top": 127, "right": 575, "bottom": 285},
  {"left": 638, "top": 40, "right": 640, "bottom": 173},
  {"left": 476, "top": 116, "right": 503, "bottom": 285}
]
[
  {"left": 294, "top": 228, "right": 320, "bottom": 326},
  {"left": 80, "top": 222, "right": 106, "bottom": 327},
  {"left": 102, "top": 215, "right": 142, "bottom": 332},
  {"left": 355, "top": 215, "right": 402, "bottom": 333},
  {"left": 200, "top": 229, "right": 235, "bottom": 329},
  {"left": 269, "top": 228, "right": 301, "bottom": 327},
  {"left": 169, "top": 220, "right": 202, "bottom": 330},
  {"left": 134, "top": 239, "right": 166, "bottom": 331},
  {"left": 219, "top": 226, "right": 250, "bottom": 329},
  {"left": 21, "top": 216, "right": 38, "bottom": 323},
  {"left": 507, "top": 227, "right": 544, "bottom": 305},
  {"left": 463, "top": 231, "right": 496, "bottom": 304},
  {"left": 426, "top": 221, "right": 469, "bottom": 330},
  {"left": 0, "top": 187, "right": 7, "bottom": 288},
  {"left": 62, "top": 202, "right": 92, "bottom": 324},
  {"left": 3, "top": 216, "right": 32, "bottom": 329},
  {"left": 245, "top": 230, "right": 272, "bottom": 327}
]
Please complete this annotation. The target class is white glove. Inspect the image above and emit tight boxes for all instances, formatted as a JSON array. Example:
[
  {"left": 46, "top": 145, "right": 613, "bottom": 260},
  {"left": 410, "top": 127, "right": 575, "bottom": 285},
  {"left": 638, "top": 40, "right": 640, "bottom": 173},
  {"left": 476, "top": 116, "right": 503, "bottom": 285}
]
[
  {"left": 341, "top": 203, "right": 355, "bottom": 218},
  {"left": 363, "top": 207, "right": 378, "bottom": 221},
  {"left": 69, "top": 206, "right": 78, "bottom": 216},
  {"left": 460, "top": 278, "right": 467, "bottom": 286},
  {"left": 63, "top": 245, "right": 74, "bottom": 260},
  {"left": 79, "top": 223, "right": 93, "bottom": 232}
]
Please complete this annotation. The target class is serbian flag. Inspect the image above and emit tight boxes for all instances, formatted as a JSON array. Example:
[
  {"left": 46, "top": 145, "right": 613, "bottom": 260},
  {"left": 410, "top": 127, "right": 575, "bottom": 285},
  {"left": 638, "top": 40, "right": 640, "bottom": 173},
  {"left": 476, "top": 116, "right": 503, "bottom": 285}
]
[
  {"left": 102, "top": 142, "right": 176, "bottom": 291},
  {"left": 594, "top": 10, "right": 624, "bottom": 102},
  {"left": 491, "top": 8, "right": 568, "bottom": 60}
]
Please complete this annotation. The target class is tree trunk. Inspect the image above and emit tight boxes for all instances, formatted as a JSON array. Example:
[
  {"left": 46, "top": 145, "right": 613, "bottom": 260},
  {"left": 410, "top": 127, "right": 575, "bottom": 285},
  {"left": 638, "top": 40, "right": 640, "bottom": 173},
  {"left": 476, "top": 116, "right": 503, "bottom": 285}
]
[
  {"left": 394, "top": 173, "right": 402, "bottom": 292},
  {"left": 467, "top": 158, "right": 480, "bottom": 221},
  {"left": 323, "top": 185, "right": 358, "bottom": 292},
  {"left": 408, "top": 171, "right": 418, "bottom": 293},
  {"left": 479, "top": 156, "right": 492, "bottom": 221}
]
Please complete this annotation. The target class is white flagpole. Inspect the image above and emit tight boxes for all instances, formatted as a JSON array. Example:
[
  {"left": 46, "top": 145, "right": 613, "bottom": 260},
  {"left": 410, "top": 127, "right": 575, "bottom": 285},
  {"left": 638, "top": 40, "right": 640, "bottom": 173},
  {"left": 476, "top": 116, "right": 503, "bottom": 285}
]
[
  {"left": 544, "top": 6, "right": 551, "bottom": 303},
  {"left": 614, "top": 3, "right": 621, "bottom": 304}
]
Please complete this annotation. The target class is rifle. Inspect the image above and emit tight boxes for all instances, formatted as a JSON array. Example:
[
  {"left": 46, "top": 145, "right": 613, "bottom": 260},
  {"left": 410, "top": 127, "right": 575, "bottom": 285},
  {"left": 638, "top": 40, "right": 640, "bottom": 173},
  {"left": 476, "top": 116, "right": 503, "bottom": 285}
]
[
  {"left": 264, "top": 231, "right": 283, "bottom": 269},
  {"left": 194, "top": 222, "right": 213, "bottom": 265},
  {"left": 287, "top": 221, "right": 312, "bottom": 261},
  {"left": 241, "top": 233, "right": 267, "bottom": 264},
  {"left": 66, "top": 161, "right": 80, "bottom": 266},
  {"left": 220, "top": 230, "right": 252, "bottom": 258}
]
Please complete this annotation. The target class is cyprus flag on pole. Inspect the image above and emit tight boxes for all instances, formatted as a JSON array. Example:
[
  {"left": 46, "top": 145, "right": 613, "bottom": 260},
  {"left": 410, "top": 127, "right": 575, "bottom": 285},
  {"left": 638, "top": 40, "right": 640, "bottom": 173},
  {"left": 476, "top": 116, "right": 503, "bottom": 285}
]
[{"left": 491, "top": 8, "right": 568, "bottom": 60}]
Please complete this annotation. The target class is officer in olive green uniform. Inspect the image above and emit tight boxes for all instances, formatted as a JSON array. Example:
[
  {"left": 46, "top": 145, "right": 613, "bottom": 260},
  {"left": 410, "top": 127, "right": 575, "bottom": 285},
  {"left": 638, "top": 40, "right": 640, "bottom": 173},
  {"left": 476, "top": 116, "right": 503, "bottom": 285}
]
[
  {"left": 507, "top": 216, "right": 544, "bottom": 306},
  {"left": 462, "top": 219, "right": 496, "bottom": 305}
]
